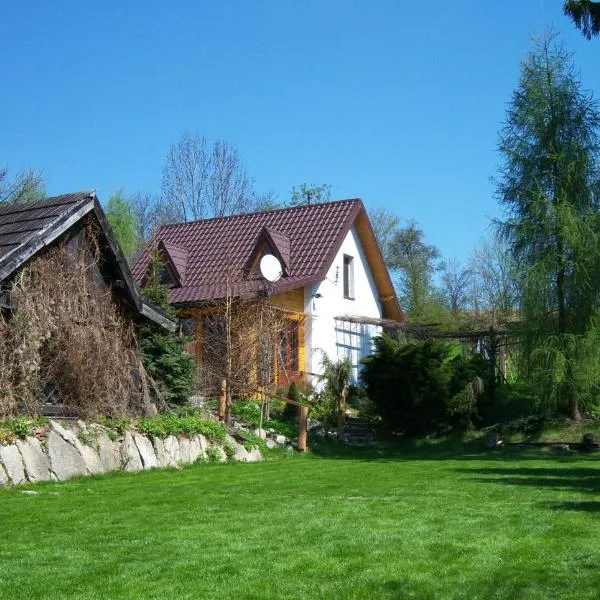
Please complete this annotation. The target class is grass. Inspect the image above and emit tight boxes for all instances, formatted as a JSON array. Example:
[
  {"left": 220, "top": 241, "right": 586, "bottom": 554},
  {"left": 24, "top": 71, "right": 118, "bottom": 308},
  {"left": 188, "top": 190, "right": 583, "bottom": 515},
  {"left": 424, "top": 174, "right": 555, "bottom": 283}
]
[{"left": 2, "top": 440, "right": 600, "bottom": 599}]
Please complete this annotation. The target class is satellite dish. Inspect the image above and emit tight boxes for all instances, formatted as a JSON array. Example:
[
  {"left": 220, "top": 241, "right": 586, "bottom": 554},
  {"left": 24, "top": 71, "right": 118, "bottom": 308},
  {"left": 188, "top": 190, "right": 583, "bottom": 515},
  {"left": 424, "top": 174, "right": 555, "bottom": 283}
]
[{"left": 259, "top": 254, "right": 283, "bottom": 283}]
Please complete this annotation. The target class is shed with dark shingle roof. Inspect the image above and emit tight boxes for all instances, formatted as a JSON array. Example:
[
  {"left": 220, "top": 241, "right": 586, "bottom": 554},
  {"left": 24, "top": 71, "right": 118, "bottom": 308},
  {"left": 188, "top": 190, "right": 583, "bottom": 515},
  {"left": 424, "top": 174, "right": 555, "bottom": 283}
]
[{"left": 0, "top": 192, "right": 175, "bottom": 331}]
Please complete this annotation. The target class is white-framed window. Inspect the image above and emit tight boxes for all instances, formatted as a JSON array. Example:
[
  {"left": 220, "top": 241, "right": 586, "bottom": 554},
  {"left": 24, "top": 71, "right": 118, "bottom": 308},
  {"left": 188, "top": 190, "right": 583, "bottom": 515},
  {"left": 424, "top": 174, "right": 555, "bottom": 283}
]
[{"left": 343, "top": 254, "right": 355, "bottom": 300}]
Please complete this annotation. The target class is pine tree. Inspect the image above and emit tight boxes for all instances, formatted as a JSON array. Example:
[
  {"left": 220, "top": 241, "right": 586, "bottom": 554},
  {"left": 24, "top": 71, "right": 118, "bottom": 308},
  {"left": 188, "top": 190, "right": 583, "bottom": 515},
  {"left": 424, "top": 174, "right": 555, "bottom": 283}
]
[{"left": 497, "top": 34, "right": 600, "bottom": 420}]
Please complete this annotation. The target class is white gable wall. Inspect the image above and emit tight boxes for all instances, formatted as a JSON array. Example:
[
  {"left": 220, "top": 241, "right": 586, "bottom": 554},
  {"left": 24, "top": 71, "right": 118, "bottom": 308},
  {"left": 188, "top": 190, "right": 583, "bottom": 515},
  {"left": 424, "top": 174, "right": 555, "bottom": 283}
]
[{"left": 304, "top": 226, "right": 382, "bottom": 384}]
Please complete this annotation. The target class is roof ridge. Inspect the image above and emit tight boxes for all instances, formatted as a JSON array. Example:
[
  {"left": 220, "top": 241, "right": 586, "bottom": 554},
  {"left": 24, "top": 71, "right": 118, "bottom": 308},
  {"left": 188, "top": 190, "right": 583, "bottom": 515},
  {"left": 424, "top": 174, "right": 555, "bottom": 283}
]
[{"left": 159, "top": 197, "right": 363, "bottom": 229}]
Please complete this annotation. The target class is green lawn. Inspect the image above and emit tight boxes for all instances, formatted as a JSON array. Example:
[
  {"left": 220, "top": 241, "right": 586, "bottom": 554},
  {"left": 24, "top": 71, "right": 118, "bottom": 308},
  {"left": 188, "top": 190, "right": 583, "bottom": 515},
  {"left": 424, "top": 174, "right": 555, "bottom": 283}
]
[{"left": 1, "top": 442, "right": 600, "bottom": 599}]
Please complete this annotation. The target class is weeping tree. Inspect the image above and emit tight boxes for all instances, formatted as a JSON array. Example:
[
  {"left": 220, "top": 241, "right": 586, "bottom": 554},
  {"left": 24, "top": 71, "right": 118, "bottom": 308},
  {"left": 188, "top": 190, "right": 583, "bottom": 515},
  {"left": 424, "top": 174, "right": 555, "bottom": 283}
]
[
  {"left": 564, "top": 1, "right": 600, "bottom": 39},
  {"left": 496, "top": 33, "right": 600, "bottom": 420}
]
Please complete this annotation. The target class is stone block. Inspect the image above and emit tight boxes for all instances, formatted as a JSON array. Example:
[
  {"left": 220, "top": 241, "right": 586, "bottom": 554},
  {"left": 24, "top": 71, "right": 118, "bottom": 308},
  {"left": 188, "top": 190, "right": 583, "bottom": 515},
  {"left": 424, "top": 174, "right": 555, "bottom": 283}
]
[
  {"left": 152, "top": 437, "right": 169, "bottom": 467},
  {"left": 233, "top": 443, "right": 250, "bottom": 462},
  {"left": 121, "top": 432, "right": 143, "bottom": 472},
  {"left": 189, "top": 435, "right": 204, "bottom": 462},
  {"left": 47, "top": 430, "right": 87, "bottom": 481},
  {"left": 134, "top": 433, "right": 158, "bottom": 469},
  {"left": 0, "top": 444, "right": 26, "bottom": 484},
  {"left": 164, "top": 435, "right": 180, "bottom": 466},
  {"left": 96, "top": 432, "right": 121, "bottom": 472},
  {"left": 179, "top": 437, "right": 191, "bottom": 463},
  {"left": 16, "top": 437, "right": 50, "bottom": 482}
]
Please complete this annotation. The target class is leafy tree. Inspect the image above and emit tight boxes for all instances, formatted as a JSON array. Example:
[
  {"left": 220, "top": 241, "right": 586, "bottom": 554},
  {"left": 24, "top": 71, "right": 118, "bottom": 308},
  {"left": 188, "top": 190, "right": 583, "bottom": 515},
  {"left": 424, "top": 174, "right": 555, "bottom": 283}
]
[
  {"left": 369, "top": 207, "right": 400, "bottom": 264},
  {"left": 105, "top": 190, "right": 139, "bottom": 262},
  {"left": 0, "top": 167, "right": 45, "bottom": 204},
  {"left": 387, "top": 220, "right": 440, "bottom": 321},
  {"left": 564, "top": 1, "right": 600, "bottom": 39},
  {"left": 496, "top": 34, "right": 600, "bottom": 420},
  {"left": 139, "top": 250, "right": 196, "bottom": 406},
  {"left": 288, "top": 183, "right": 331, "bottom": 207}
]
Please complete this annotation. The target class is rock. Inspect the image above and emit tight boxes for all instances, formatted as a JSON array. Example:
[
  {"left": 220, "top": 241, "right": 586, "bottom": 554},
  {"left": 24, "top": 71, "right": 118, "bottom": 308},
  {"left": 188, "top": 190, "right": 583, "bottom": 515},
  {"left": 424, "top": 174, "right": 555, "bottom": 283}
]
[
  {"left": 179, "top": 437, "right": 191, "bottom": 463},
  {"left": 47, "top": 430, "right": 87, "bottom": 481},
  {"left": 163, "top": 435, "right": 180, "bottom": 466},
  {"left": 189, "top": 435, "right": 204, "bottom": 462},
  {"left": 485, "top": 432, "right": 502, "bottom": 449},
  {"left": 233, "top": 443, "right": 250, "bottom": 462},
  {"left": 0, "top": 444, "right": 26, "bottom": 485},
  {"left": 79, "top": 443, "right": 103, "bottom": 475},
  {"left": 252, "top": 428, "right": 267, "bottom": 440},
  {"left": 121, "top": 432, "right": 143, "bottom": 472},
  {"left": 0, "top": 462, "right": 9, "bottom": 486},
  {"left": 582, "top": 433, "right": 597, "bottom": 450},
  {"left": 152, "top": 437, "right": 169, "bottom": 467},
  {"left": 198, "top": 434, "right": 208, "bottom": 454},
  {"left": 275, "top": 435, "right": 286, "bottom": 445},
  {"left": 96, "top": 431, "right": 121, "bottom": 472},
  {"left": 133, "top": 434, "right": 158, "bottom": 469},
  {"left": 247, "top": 447, "right": 262, "bottom": 462},
  {"left": 265, "top": 439, "right": 277, "bottom": 450},
  {"left": 16, "top": 437, "right": 50, "bottom": 482}
]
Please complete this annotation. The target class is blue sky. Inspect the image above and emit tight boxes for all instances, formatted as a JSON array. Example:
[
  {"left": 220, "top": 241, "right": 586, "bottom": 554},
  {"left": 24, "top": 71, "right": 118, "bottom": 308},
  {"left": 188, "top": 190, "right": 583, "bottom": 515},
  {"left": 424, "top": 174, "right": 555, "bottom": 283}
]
[{"left": 1, "top": 1, "right": 599, "bottom": 264}]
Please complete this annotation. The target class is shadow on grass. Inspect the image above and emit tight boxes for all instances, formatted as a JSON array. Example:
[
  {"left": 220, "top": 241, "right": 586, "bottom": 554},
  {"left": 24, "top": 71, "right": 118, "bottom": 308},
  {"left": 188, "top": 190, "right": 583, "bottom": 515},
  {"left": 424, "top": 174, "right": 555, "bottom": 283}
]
[
  {"left": 544, "top": 501, "right": 600, "bottom": 512},
  {"left": 456, "top": 465, "right": 600, "bottom": 510},
  {"left": 307, "top": 436, "right": 584, "bottom": 463}
]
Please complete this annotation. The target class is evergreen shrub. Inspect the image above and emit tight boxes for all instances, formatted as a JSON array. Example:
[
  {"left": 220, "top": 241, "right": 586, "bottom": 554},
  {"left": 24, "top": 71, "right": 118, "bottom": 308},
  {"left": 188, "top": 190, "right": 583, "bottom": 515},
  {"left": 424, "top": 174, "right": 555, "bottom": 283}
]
[{"left": 360, "top": 335, "right": 487, "bottom": 435}]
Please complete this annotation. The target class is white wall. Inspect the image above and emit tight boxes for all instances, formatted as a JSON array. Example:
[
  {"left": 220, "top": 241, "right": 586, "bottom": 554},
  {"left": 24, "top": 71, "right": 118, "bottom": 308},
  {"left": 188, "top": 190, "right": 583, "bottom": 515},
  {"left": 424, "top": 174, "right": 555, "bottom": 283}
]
[{"left": 304, "top": 226, "right": 382, "bottom": 384}]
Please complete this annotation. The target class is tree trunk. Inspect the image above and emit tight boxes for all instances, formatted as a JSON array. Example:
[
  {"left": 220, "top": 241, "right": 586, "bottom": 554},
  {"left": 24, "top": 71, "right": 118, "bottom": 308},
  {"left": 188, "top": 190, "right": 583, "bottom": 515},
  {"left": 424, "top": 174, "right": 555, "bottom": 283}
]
[
  {"left": 218, "top": 378, "right": 227, "bottom": 421},
  {"left": 298, "top": 404, "right": 308, "bottom": 452}
]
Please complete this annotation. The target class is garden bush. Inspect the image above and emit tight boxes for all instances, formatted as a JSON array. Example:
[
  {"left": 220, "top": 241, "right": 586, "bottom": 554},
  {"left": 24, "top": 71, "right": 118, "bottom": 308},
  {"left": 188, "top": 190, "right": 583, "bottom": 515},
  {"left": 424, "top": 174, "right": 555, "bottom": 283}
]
[{"left": 360, "top": 335, "right": 488, "bottom": 435}]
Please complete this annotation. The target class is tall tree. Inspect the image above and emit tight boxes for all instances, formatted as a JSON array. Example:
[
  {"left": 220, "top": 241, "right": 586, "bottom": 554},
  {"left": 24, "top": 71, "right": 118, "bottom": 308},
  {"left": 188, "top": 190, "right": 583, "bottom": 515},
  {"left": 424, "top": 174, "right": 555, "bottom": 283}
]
[
  {"left": 131, "top": 191, "right": 180, "bottom": 244},
  {"left": 105, "top": 190, "right": 139, "bottom": 262},
  {"left": 564, "top": 1, "right": 600, "bottom": 39},
  {"left": 469, "top": 232, "right": 517, "bottom": 321},
  {"left": 388, "top": 220, "right": 440, "bottom": 320},
  {"left": 441, "top": 258, "right": 472, "bottom": 314},
  {"left": 161, "top": 131, "right": 259, "bottom": 221},
  {"left": 369, "top": 207, "right": 400, "bottom": 264},
  {"left": 497, "top": 34, "right": 600, "bottom": 420}
]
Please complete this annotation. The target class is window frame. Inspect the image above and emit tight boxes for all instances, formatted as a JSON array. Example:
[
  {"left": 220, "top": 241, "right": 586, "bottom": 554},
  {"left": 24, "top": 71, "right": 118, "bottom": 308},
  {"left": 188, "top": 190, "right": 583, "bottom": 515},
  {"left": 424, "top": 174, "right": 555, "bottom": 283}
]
[{"left": 343, "top": 254, "right": 355, "bottom": 300}]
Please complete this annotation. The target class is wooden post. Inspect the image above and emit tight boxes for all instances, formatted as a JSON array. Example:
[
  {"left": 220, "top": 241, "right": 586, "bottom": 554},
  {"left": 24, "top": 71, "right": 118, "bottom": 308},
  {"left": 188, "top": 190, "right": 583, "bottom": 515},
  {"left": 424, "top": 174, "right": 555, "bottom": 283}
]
[
  {"left": 225, "top": 380, "right": 232, "bottom": 425},
  {"left": 337, "top": 384, "right": 347, "bottom": 441},
  {"left": 298, "top": 404, "right": 308, "bottom": 452},
  {"left": 218, "top": 378, "right": 227, "bottom": 422}
]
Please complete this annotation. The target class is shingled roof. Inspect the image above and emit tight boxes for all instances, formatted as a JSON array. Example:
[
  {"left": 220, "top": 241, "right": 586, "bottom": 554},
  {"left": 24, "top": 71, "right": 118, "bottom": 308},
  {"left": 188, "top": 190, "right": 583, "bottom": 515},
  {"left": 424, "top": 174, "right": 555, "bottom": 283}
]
[
  {"left": 132, "top": 199, "right": 403, "bottom": 320},
  {"left": 0, "top": 191, "right": 175, "bottom": 331}
]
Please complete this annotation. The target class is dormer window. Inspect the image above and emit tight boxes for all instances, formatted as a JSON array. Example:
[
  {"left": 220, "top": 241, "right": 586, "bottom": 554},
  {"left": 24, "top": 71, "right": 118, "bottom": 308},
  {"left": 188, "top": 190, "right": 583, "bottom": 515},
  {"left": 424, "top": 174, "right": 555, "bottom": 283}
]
[{"left": 343, "top": 254, "right": 355, "bottom": 300}]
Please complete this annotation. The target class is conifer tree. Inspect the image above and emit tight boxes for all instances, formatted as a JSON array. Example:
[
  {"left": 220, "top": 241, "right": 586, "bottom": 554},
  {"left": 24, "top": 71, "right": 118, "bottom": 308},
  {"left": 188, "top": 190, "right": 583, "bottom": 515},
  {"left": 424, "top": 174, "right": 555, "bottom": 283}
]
[{"left": 497, "top": 34, "right": 600, "bottom": 420}]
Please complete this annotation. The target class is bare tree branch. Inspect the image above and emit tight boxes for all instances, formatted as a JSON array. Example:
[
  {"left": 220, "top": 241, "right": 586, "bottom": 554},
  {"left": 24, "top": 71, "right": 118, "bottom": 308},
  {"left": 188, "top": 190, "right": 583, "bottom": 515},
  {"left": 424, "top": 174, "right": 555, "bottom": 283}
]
[
  {"left": 161, "top": 131, "right": 259, "bottom": 221},
  {"left": 0, "top": 167, "right": 44, "bottom": 205}
]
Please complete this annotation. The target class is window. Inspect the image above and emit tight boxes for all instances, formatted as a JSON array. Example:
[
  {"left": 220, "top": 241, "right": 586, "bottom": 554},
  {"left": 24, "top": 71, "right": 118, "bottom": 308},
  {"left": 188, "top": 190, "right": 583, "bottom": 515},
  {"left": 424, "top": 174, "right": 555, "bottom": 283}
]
[{"left": 343, "top": 254, "right": 355, "bottom": 299}]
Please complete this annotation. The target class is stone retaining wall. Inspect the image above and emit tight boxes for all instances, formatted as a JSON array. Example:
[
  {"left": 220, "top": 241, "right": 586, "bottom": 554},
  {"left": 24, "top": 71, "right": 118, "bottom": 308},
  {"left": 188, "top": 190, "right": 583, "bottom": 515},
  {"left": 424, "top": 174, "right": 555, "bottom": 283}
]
[{"left": 0, "top": 420, "right": 261, "bottom": 487}]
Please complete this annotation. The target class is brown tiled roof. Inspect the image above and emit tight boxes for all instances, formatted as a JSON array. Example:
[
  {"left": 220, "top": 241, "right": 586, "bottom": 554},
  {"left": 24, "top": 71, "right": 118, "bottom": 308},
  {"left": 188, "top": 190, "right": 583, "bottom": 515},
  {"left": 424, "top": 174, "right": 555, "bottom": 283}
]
[
  {"left": 160, "top": 240, "right": 189, "bottom": 285},
  {"left": 133, "top": 199, "right": 364, "bottom": 303},
  {"left": 132, "top": 199, "right": 403, "bottom": 320}
]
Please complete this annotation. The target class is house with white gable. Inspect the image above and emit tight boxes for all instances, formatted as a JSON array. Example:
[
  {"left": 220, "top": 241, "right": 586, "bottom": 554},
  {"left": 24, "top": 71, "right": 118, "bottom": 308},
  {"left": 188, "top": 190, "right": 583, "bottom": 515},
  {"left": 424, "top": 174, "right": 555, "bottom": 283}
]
[{"left": 132, "top": 199, "right": 403, "bottom": 388}]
